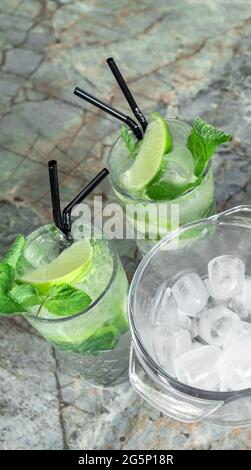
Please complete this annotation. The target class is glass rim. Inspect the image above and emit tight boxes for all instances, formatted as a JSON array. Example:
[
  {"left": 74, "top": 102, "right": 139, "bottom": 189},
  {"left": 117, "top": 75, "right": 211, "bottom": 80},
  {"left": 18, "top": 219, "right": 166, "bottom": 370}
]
[
  {"left": 128, "top": 213, "right": 251, "bottom": 399},
  {"left": 107, "top": 117, "right": 211, "bottom": 203},
  {"left": 25, "top": 224, "right": 119, "bottom": 324}
]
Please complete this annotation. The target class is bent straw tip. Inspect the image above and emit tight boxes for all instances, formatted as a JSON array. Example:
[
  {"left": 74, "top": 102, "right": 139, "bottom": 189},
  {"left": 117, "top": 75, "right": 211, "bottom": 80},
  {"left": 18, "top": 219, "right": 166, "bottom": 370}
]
[
  {"left": 73, "top": 86, "right": 80, "bottom": 95},
  {"left": 106, "top": 57, "right": 114, "bottom": 64},
  {"left": 103, "top": 167, "right": 109, "bottom": 176}
]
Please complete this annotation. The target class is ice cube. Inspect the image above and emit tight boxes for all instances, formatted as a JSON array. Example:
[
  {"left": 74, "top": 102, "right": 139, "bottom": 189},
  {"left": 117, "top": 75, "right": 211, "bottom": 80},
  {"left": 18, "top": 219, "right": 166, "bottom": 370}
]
[
  {"left": 242, "top": 320, "right": 251, "bottom": 335},
  {"left": 160, "top": 145, "right": 195, "bottom": 187},
  {"left": 207, "top": 255, "right": 245, "bottom": 300},
  {"left": 168, "top": 328, "right": 192, "bottom": 359},
  {"left": 177, "top": 310, "right": 192, "bottom": 330},
  {"left": 228, "top": 278, "right": 251, "bottom": 319},
  {"left": 204, "top": 278, "right": 228, "bottom": 307},
  {"left": 177, "top": 311, "right": 199, "bottom": 338},
  {"left": 172, "top": 273, "right": 209, "bottom": 316},
  {"left": 150, "top": 285, "right": 174, "bottom": 327},
  {"left": 198, "top": 306, "right": 241, "bottom": 347},
  {"left": 190, "top": 318, "right": 198, "bottom": 338},
  {"left": 179, "top": 310, "right": 198, "bottom": 337},
  {"left": 23, "top": 224, "right": 68, "bottom": 270},
  {"left": 174, "top": 345, "right": 221, "bottom": 391},
  {"left": 216, "top": 337, "right": 251, "bottom": 390},
  {"left": 223, "top": 319, "right": 251, "bottom": 349},
  {"left": 192, "top": 341, "right": 203, "bottom": 349},
  {"left": 153, "top": 326, "right": 192, "bottom": 375},
  {"left": 150, "top": 285, "right": 198, "bottom": 333}
]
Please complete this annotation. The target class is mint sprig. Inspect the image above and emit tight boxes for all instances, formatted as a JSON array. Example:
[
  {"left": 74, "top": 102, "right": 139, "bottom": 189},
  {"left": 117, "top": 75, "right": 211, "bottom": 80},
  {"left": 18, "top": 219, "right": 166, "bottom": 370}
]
[
  {"left": 187, "top": 117, "right": 232, "bottom": 176},
  {"left": 0, "top": 235, "right": 92, "bottom": 318},
  {"left": 121, "top": 125, "right": 139, "bottom": 157},
  {"left": 0, "top": 261, "right": 41, "bottom": 314},
  {"left": 43, "top": 284, "right": 92, "bottom": 316}
]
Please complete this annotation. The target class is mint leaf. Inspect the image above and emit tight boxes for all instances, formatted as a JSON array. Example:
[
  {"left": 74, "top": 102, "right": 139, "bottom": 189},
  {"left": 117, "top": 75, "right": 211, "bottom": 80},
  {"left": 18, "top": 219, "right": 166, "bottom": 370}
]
[
  {"left": 51, "top": 325, "right": 119, "bottom": 354},
  {"left": 0, "top": 294, "right": 24, "bottom": 314},
  {"left": 3, "top": 235, "right": 26, "bottom": 269},
  {"left": 71, "top": 327, "right": 118, "bottom": 354},
  {"left": 0, "top": 263, "right": 24, "bottom": 314},
  {"left": 121, "top": 125, "right": 138, "bottom": 156},
  {"left": 146, "top": 182, "right": 184, "bottom": 200},
  {"left": 0, "top": 262, "right": 14, "bottom": 292},
  {"left": 44, "top": 284, "right": 92, "bottom": 316},
  {"left": 146, "top": 179, "right": 202, "bottom": 201},
  {"left": 9, "top": 284, "right": 41, "bottom": 310},
  {"left": 187, "top": 117, "right": 232, "bottom": 176}
]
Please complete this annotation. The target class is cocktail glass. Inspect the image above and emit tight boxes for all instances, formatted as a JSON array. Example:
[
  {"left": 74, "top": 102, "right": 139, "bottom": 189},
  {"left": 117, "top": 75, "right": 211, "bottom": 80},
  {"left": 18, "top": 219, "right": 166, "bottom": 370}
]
[
  {"left": 108, "top": 118, "right": 215, "bottom": 255},
  {"left": 22, "top": 223, "right": 129, "bottom": 387}
]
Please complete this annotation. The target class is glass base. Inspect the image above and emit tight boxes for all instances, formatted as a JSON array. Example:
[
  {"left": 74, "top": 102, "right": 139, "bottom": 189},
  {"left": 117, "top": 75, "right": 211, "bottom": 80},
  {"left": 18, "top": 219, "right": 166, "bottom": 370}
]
[{"left": 55, "top": 330, "right": 131, "bottom": 387}]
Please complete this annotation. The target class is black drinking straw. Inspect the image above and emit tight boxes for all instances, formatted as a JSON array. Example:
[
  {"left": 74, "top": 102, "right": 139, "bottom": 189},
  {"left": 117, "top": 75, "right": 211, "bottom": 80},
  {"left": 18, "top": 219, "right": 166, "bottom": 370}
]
[
  {"left": 48, "top": 161, "right": 109, "bottom": 236},
  {"left": 48, "top": 160, "right": 63, "bottom": 231},
  {"left": 107, "top": 57, "right": 148, "bottom": 132},
  {"left": 62, "top": 168, "right": 109, "bottom": 234},
  {"left": 74, "top": 86, "right": 143, "bottom": 140}
]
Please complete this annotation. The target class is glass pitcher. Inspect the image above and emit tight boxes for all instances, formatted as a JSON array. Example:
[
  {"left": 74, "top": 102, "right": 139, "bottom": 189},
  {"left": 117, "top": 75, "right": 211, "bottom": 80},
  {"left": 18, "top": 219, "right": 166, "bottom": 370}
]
[{"left": 128, "top": 205, "right": 251, "bottom": 425}]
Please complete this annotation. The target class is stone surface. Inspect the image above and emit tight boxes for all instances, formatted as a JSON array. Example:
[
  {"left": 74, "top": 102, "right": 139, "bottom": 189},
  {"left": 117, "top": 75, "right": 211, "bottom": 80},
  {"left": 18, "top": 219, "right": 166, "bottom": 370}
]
[{"left": 1, "top": 0, "right": 251, "bottom": 450}]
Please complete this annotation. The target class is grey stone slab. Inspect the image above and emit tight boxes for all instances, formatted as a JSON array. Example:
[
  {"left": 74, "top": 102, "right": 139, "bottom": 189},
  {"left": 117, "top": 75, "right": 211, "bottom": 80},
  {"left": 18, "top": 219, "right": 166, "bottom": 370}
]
[
  {"left": 0, "top": 99, "right": 83, "bottom": 156},
  {"left": 0, "top": 201, "right": 41, "bottom": 256},
  {"left": 0, "top": 319, "right": 62, "bottom": 450},
  {"left": 3, "top": 48, "right": 43, "bottom": 76}
]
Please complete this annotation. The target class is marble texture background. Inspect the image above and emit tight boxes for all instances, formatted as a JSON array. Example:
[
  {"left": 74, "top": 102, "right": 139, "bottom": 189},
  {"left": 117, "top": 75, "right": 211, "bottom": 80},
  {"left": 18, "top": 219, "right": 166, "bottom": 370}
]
[{"left": 1, "top": 0, "right": 251, "bottom": 449}]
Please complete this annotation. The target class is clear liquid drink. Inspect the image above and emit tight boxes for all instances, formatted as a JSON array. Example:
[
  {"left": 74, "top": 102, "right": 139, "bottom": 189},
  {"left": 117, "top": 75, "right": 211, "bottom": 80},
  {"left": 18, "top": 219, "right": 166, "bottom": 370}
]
[
  {"left": 108, "top": 119, "right": 215, "bottom": 255},
  {"left": 21, "top": 224, "right": 129, "bottom": 386}
]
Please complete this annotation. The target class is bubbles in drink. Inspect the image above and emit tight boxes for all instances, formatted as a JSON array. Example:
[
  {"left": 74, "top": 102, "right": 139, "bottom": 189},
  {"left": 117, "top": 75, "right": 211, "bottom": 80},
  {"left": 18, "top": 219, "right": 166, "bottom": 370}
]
[{"left": 150, "top": 254, "right": 251, "bottom": 391}]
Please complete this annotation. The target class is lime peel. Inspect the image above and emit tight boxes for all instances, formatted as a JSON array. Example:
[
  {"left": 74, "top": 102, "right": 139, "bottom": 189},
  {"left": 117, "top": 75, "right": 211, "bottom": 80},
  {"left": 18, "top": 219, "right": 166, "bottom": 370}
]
[
  {"left": 121, "top": 112, "right": 172, "bottom": 190},
  {"left": 20, "top": 238, "right": 93, "bottom": 294}
]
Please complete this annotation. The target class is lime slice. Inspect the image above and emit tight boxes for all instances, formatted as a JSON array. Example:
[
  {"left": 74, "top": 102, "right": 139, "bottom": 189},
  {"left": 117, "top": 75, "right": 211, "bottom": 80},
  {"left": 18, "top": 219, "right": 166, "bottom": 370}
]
[
  {"left": 122, "top": 112, "right": 172, "bottom": 190},
  {"left": 20, "top": 238, "right": 93, "bottom": 294}
]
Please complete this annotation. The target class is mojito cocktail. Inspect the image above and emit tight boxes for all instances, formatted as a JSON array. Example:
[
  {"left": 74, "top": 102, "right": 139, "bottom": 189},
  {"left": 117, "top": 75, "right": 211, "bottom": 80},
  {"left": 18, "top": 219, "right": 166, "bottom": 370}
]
[
  {"left": 0, "top": 224, "right": 129, "bottom": 386},
  {"left": 108, "top": 114, "right": 231, "bottom": 254}
]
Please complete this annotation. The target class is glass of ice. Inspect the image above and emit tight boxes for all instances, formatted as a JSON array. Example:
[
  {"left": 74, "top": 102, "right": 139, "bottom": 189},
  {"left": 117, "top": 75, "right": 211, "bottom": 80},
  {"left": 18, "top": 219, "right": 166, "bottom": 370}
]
[
  {"left": 108, "top": 119, "right": 215, "bottom": 255},
  {"left": 20, "top": 224, "right": 129, "bottom": 386},
  {"left": 128, "top": 205, "right": 251, "bottom": 425}
]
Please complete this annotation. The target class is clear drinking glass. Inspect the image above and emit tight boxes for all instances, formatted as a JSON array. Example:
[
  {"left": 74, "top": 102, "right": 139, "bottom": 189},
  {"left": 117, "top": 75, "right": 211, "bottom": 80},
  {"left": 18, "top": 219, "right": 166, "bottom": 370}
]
[
  {"left": 22, "top": 224, "right": 130, "bottom": 386},
  {"left": 108, "top": 118, "right": 216, "bottom": 255},
  {"left": 128, "top": 205, "right": 251, "bottom": 425}
]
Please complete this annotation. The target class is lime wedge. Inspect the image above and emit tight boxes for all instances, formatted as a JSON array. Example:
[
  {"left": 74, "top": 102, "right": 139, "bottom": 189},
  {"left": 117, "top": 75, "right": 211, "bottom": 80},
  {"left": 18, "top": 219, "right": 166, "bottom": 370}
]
[
  {"left": 122, "top": 112, "right": 172, "bottom": 190},
  {"left": 20, "top": 238, "right": 93, "bottom": 294}
]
